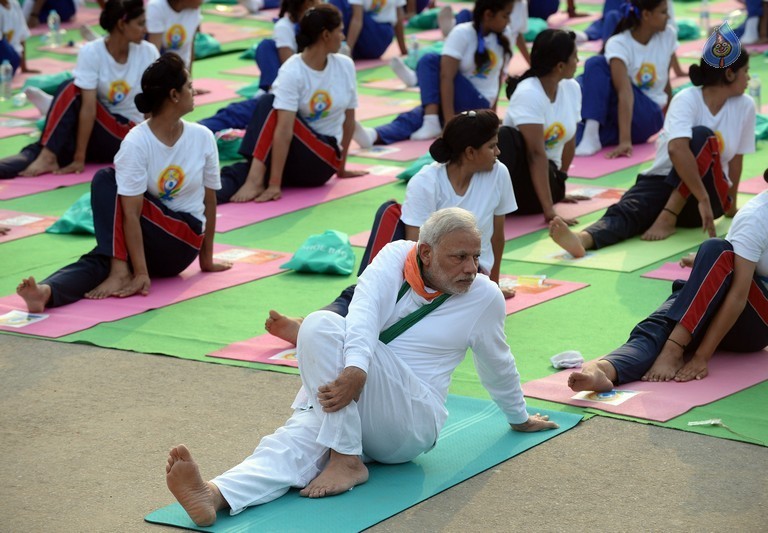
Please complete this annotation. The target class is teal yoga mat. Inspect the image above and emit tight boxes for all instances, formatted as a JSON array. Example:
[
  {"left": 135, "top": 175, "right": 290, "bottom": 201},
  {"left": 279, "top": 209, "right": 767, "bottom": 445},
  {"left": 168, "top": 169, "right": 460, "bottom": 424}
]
[{"left": 145, "top": 397, "right": 582, "bottom": 532}]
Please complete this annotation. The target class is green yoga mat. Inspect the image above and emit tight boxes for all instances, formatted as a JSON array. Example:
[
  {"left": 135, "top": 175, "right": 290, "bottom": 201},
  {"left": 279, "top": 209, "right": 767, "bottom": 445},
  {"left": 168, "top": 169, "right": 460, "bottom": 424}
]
[{"left": 145, "top": 397, "right": 582, "bottom": 532}]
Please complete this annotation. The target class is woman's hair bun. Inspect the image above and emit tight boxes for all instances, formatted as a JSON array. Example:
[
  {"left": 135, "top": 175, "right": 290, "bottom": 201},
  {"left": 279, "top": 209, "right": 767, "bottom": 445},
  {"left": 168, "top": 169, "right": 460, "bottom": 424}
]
[
  {"left": 134, "top": 92, "right": 151, "bottom": 114},
  {"left": 688, "top": 64, "right": 703, "bottom": 86},
  {"left": 429, "top": 137, "right": 452, "bottom": 163}
]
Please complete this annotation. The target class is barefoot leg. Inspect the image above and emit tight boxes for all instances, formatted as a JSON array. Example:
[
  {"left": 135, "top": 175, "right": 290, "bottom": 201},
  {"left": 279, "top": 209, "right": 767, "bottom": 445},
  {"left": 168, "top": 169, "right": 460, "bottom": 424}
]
[
  {"left": 230, "top": 160, "right": 266, "bottom": 203},
  {"left": 264, "top": 309, "right": 303, "bottom": 345},
  {"left": 568, "top": 359, "right": 616, "bottom": 392},
  {"left": 299, "top": 450, "right": 368, "bottom": 498},
  {"left": 16, "top": 276, "right": 52, "bottom": 313},
  {"left": 641, "top": 337, "right": 688, "bottom": 382},
  {"left": 84, "top": 258, "right": 132, "bottom": 299},
  {"left": 641, "top": 209, "right": 677, "bottom": 241},
  {"left": 549, "top": 216, "right": 590, "bottom": 258},
  {"left": 19, "top": 147, "right": 60, "bottom": 177},
  {"left": 166, "top": 444, "right": 227, "bottom": 527}
]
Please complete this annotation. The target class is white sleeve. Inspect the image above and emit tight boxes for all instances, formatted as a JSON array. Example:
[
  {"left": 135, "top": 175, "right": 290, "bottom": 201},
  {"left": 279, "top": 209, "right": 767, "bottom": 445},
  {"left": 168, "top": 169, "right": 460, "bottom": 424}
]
[
  {"left": 442, "top": 25, "right": 471, "bottom": 60},
  {"left": 273, "top": 19, "right": 296, "bottom": 50},
  {"left": 664, "top": 24, "right": 679, "bottom": 53},
  {"left": 494, "top": 162, "right": 518, "bottom": 215},
  {"left": 202, "top": 129, "right": 221, "bottom": 190},
  {"left": 145, "top": 1, "right": 165, "bottom": 33},
  {"left": 604, "top": 34, "right": 630, "bottom": 66},
  {"left": 115, "top": 135, "right": 149, "bottom": 196},
  {"left": 507, "top": 84, "right": 546, "bottom": 125},
  {"left": 343, "top": 56, "right": 358, "bottom": 109},
  {"left": 736, "top": 99, "right": 757, "bottom": 155},
  {"left": 348, "top": 0, "right": 364, "bottom": 6},
  {"left": 729, "top": 219, "right": 768, "bottom": 263},
  {"left": 663, "top": 90, "right": 696, "bottom": 141},
  {"left": 400, "top": 168, "right": 439, "bottom": 227},
  {"left": 72, "top": 43, "right": 99, "bottom": 90},
  {"left": 271, "top": 62, "right": 300, "bottom": 112}
]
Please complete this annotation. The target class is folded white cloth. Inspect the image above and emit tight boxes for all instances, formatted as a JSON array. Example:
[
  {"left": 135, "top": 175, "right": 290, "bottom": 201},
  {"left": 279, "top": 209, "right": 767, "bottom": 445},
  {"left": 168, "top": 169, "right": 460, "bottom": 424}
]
[{"left": 550, "top": 350, "right": 584, "bottom": 369}]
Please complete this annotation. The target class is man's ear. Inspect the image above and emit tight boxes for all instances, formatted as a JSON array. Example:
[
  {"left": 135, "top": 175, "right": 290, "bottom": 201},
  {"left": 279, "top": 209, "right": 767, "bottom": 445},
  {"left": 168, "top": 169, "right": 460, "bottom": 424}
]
[{"left": 418, "top": 242, "right": 432, "bottom": 267}]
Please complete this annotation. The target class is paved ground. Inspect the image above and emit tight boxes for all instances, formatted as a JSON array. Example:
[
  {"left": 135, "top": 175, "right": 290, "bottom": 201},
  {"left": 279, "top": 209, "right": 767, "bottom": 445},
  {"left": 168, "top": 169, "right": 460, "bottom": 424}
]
[{"left": 1, "top": 334, "right": 766, "bottom": 532}]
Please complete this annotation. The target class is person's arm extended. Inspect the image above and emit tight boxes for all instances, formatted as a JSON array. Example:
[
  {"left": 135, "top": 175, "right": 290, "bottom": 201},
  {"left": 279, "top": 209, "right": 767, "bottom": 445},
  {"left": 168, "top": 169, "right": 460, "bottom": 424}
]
[
  {"left": 346, "top": 5, "right": 364, "bottom": 53},
  {"left": 394, "top": 7, "right": 408, "bottom": 55},
  {"left": 277, "top": 47, "right": 294, "bottom": 63},
  {"left": 115, "top": 194, "right": 151, "bottom": 296},
  {"left": 439, "top": 55, "right": 460, "bottom": 124},
  {"left": 668, "top": 137, "right": 715, "bottom": 236},
  {"left": 337, "top": 109, "right": 368, "bottom": 178},
  {"left": 517, "top": 123, "right": 560, "bottom": 223},
  {"left": 55, "top": 88, "right": 97, "bottom": 174},
  {"left": 608, "top": 57, "right": 634, "bottom": 158},
  {"left": 726, "top": 154, "right": 743, "bottom": 217},
  {"left": 515, "top": 33, "right": 530, "bottom": 65},
  {"left": 254, "top": 109, "right": 294, "bottom": 202},
  {"left": 489, "top": 214, "right": 505, "bottom": 284},
  {"left": 199, "top": 187, "right": 233, "bottom": 272}
]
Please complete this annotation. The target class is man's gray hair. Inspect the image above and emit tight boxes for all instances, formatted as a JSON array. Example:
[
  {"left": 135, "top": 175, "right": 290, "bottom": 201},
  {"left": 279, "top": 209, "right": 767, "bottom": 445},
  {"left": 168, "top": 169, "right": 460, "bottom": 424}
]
[{"left": 418, "top": 207, "right": 481, "bottom": 247}]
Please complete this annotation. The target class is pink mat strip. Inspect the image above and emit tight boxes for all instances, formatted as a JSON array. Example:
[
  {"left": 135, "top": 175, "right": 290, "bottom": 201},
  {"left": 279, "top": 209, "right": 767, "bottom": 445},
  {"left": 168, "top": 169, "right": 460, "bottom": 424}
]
[
  {"left": 0, "top": 210, "right": 58, "bottom": 243},
  {"left": 522, "top": 350, "right": 768, "bottom": 422},
  {"left": 567, "top": 142, "right": 656, "bottom": 179},
  {"left": 201, "top": 21, "right": 271, "bottom": 43},
  {"left": 0, "top": 164, "right": 104, "bottom": 200},
  {"left": 641, "top": 262, "right": 692, "bottom": 282},
  {"left": 351, "top": 139, "right": 432, "bottom": 161},
  {"left": 193, "top": 79, "right": 244, "bottom": 106},
  {"left": 356, "top": 94, "right": 420, "bottom": 121},
  {"left": 0, "top": 125, "right": 36, "bottom": 138},
  {"left": 0, "top": 244, "right": 291, "bottom": 338},
  {"left": 11, "top": 58, "right": 75, "bottom": 90},
  {"left": 221, "top": 64, "right": 262, "bottom": 77},
  {"left": 203, "top": 4, "right": 278, "bottom": 21},
  {"left": 740, "top": 176, "right": 767, "bottom": 195}
]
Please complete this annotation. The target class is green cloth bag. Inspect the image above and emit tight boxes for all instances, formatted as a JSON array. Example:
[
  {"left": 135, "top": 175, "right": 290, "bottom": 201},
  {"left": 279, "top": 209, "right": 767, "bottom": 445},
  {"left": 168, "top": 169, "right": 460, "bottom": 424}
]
[
  {"left": 215, "top": 128, "right": 245, "bottom": 161},
  {"left": 756, "top": 114, "right": 768, "bottom": 141},
  {"left": 397, "top": 153, "right": 434, "bottom": 181},
  {"left": 524, "top": 18, "right": 547, "bottom": 42},
  {"left": 194, "top": 32, "right": 222, "bottom": 59},
  {"left": 280, "top": 230, "right": 355, "bottom": 275},
  {"left": 406, "top": 7, "right": 440, "bottom": 30},
  {"left": 239, "top": 44, "right": 258, "bottom": 60},
  {"left": 22, "top": 71, "right": 73, "bottom": 95},
  {"left": 46, "top": 192, "right": 95, "bottom": 235},
  {"left": 676, "top": 20, "right": 700, "bottom": 41}
]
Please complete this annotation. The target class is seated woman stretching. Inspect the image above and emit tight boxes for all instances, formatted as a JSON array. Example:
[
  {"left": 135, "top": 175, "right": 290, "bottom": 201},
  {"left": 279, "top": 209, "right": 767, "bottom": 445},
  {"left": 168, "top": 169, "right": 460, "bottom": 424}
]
[
  {"left": 267, "top": 109, "right": 518, "bottom": 345},
  {"left": 569, "top": 185, "right": 768, "bottom": 390},
  {"left": 329, "top": 0, "right": 407, "bottom": 60},
  {"left": 499, "top": 29, "right": 582, "bottom": 225},
  {"left": 16, "top": 53, "right": 231, "bottom": 312},
  {"left": 217, "top": 4, "right": 364, "bottom": 204},
  {"left": 575, "top": 0, "right": 677, "bottom": 158},
  {"left": 0, "top": 0, "right": 159, "bottom": 179},
  {"left": 551, "top": 51, "right": 755, "bottom": 258},
  {"left": 354, "top": 0, "right": 515, "bottom": 146}
]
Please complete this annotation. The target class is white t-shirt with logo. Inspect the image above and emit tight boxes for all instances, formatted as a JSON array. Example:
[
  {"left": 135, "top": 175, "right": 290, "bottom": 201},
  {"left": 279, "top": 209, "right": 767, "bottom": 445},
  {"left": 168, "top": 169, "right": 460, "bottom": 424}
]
[
  {"left": 507, "top": 0, "right": 528, "bottom": 43},
  {"left": 115, "top": 121, "right": 221, "bottom": 225},
  {"left": 604, "top": 24, "right": 678, "bottom": 108},
  {"left": 726, "top": 191, "right": 768, "bottom": 279},
  {"left": 146, "top": 0, "right": 201, "bottom": 68},
  {"left": 643, "top": 87, "right": 756, "bottom": 181},
  {"left": 503, "top": 77, "right": 581, "bottom": 169},
  {"left": 73, "top": 39, "right": 160, "bottom": 124},
  {"left": 349, "top": 0, "right": 406, "bottom": 26},
  {"left": 0, "top": 0, "right": 30, "bottom": 55},
  {"left": 442, "top": 22, "right": 513, "bottom": 104},
  {"left": 272, "top": 53, "right": 358, "bottom": 146},
  {"left": 273, "top": 15, "right": 297, "bottom": 52},
  {"left": 401, "top": 160, "right": 518, "bottom": 272}
]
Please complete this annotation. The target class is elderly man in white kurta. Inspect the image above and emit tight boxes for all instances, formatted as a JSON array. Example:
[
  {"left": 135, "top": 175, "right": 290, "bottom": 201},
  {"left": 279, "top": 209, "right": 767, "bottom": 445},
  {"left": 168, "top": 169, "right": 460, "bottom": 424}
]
[{"left": 165, "top": 207, "right": 557, "bottom": 527}]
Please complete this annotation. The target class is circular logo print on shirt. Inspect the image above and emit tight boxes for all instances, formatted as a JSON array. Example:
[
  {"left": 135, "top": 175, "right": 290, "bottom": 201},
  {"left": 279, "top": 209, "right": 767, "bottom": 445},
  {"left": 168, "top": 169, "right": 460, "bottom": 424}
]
[
  {"left": 474, "top": 49, "right": 497, "bottom": 79},
  {"left": 5, "top": 29, "right": 15, "bottom": 43},
  {"left": 635, "top": 63, "right": 657, "bottom": 90},
  {"left": 714, "top": 130, "right": 725, "bottom": 154},
  {"left": 166, "top": 24, "right": 186, "bottom": 50},
  {"left": 157, "top": 165, "right": 185, "bottom": 200},
  {"left": 108, "top": 80, "right": 131, "bottom": 105},
  {"left": 544, "top": 122, "right": 566, "bottom": 150},
  {"left": 371, "top": 0, "right": 387, "bottom": 15},
  {"left": 307, "top": 90, "right": 332, "bottom": 122}
]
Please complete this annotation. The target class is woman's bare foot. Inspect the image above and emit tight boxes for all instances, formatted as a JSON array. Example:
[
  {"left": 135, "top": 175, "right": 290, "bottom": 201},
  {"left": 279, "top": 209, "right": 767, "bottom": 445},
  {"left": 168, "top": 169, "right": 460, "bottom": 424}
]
[
  {"left": 230, "top": 181, "right": 264, "bottom": 203},
  {"left": 264, "top": 309, "right": 303, "bottom": 345},
  {"left": 641, "top": 210, "right": 677, "bottom": 241},
  {"left": 642, "top": 340, "right": 685, "bottom": 382},
  {"left": 549, "top": 216, "right": 586, "bottom": 258},
  {"left": 166, "top": 445, "right": 224, "bottom": 527},
  {"left": 0, "top": 225, "right": 11, "bottom": 235},
  {"left": 299, "top": 450, "right": 368, "bottom": 498},
  {"left": 19, "top": 147, "right": 59, "bottom": 177},
  {"left": 674, "top": 355, "right": 709, "bottom": 382},
  {"left": 568, "top": 360, "right": 615, "bottom": 392},
  {"left": 16, "top": 277, "right": 51, "bottom": 313}
]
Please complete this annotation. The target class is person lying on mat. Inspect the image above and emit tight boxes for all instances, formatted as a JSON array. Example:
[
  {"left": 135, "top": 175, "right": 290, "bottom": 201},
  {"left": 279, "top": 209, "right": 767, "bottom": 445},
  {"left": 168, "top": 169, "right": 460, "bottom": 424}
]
[
  {"left": 574, "top": 0, "right": 678, "bottom": 158},
  {"left": 550, "top": 50, "right": 755, "bottom": 258},
  {"left": 0, "top": 0, "right": 159, "bottom": 180},
  {"left": 164, "top": 208, "right": 557, "bottom": 527},
  {"left": 216, "top": 4, "right": 366, "bottom": 204},
  {"left": 353, "top": 0, "right": 516, "bottom": 146},
  {"left": 16, "top": 53, "right": 231, "bottom": 312},
  {"left": 499, "top": 29, "right": 586, "bottom": 227},
  {"left": 329, "top": 0, "right": 407, "bottom": 61},
  {"left": 569, "top": 187, "right": 768, "bottom": 390}
]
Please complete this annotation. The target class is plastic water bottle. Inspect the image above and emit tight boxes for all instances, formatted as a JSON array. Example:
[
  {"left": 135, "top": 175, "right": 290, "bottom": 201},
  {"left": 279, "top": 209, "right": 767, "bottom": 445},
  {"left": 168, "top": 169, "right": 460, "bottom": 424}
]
[
  {"left": 408, "top": 35, "right": 420, "bottom": 65},
  {"left": 700, "top": 0, "right": 710, "bottom": 35},
  {"left": 0, "top": 60, "right": 12, "bottom": 102},
  {"left": 748, "top": 75, "right": 762, "bottom": 113},
  {"left": 47, "top": 10, "right": 61, "bottom": 47}
]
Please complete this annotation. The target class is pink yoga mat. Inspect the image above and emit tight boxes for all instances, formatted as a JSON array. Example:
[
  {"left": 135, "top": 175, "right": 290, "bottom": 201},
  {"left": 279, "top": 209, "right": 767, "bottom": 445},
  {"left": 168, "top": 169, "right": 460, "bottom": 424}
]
[
  {"left": 4, "top": 107, "right": 43, "bottom": 120},
  {"left": 0, "top": 210, "right": 58, "bottom": 243},
  {"left": 412, "top": 29, "right": 445, "bottom": 42},
  {"left": 360, "top": 78, "right": 419, "bottom": 92},
  {"left": 357, "top": 94, "right": 420, "bottom": 121},
  {"left": 215, "top": 165, "right": 400, "bottom": 232},
  {"left": 201, "top": 21, "right": 272, "bottom": 44},
  {"left": 522, "top": 350, "right": 768, "bottom": 422},
  {"left": 202, "top": 4, "right": 276, "bottom": 20},
  {"left": 354, "top": 42, "right": 403, "bottom": 71},
  {"left": 678, "top": 39, "right": 708, "bottom": 59},
  {"left": 547, "top": 11, "right": 601, "bottom": 28},
  {"left": 221, "top": 64, "right": 261, "bottom": 77},
  {"left": 740, "top": 176, "right": 767, "bottom": 195},
  {"left": 351, "top": 139, "right": 432, "bottom": 162},
  {"left": 0, "top": 244, "right": 291, "bottom": 338},
  {"left": 0, "top": 164, "right": 104, "bottom": 200},
  {"left": 745, "top": 42, "right": 768, "bottom": 53},
  {"left": 208, "top": 276, "right": 588, "bottom": 367},
  {"left": 641, "top": 262, "right": 692, "bottom": 282},
  {"left": 11, "top": 58, "right": 75, "bottom": 90},
  {"left": 193, "top": 78, "right": 244, "bottom": 106},
  {"left": 567, "top": 142, "right": 656, "bottom": 179},
  {"left": 0, "top": 124, "right": 36, "bottom": 138}
]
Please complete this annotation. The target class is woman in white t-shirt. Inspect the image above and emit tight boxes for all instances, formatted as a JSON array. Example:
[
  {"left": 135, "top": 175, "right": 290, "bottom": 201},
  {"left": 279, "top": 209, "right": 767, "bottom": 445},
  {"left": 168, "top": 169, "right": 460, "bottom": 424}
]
[
  {"left": 569, "top": 185, "right": 768, "bottom": 391},
  {"left": 0, "top": 0, "right": 159, "bottom": 179},
  {"left": 16, "top": 53, "right": 231, "bottom": 312},
  {"left": 146, "top": 0, "right": 203, "bottom": 70},
  {"left": 550, "top": 52, "right": 755, "bottom": 258},
  {"left": 575, "top": 0, "right": 677, "bottom": 158},
  {"left": 218, "top": 4, "right": 365, "bottom": 203},
  {"left": 329, "top": 0, "right": 408, "bottom": 60},
  {"left": 499, "top": 29, "right": 582, "bottom": 225}
]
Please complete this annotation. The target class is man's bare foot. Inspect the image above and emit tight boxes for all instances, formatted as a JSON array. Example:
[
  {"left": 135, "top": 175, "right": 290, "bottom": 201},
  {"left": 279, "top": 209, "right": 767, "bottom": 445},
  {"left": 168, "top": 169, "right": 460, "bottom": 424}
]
[
  {"left": 16, "top": 277, "right": 51, "bottom": 313},
  {"left": 264, "top": 309, "right": 303, "bottom": 345},
  {"left": 299, "top": 450, "right": 368, "bottom": 498},
  {"left": 641, "top": 210, "right": 676, "bottom": 241},
  {"left": 84, "top": 271, "right": 133, "bottom": 299},
  {"left": 230, "top": 181, "right": 264, "bottom": 203},
  {"left": 674, "top": 355, "right": 709, "bottom": 382},
  {"left": 549, "top": 216, "right": 586, "bottom": 258},
  {"left": 19, "top": 148, "right": 59, "bottom": 177},
  {"left": 568, "top": 360, "right": 615, "bottom": 392},
  {"left": 642, "top": 341, "right": 685, "bottom": 382},
  {"left": 166, "top": 445, "right": 223, "bottom": 527}
]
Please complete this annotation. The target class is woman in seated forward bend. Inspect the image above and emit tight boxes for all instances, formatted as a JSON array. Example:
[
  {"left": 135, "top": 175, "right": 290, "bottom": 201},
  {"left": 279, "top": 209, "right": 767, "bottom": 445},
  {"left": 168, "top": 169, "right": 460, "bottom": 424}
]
[
  {"left": 0, "top": 0, "right": 159, "bottom": 179},
  {"left": 353, "top": 0, "right": 515, "bottom": 146},
  {"left": 267, "top": 109, "right": 518, "bottom": 345},
  {"left": 499, "top": 29, "right": 583, "bottom": 226},
  {"left": 550, "top": 51, "right": 755, "bottom": 258},
  {"left": 574, "top": 0, "right": 677, "bottom": 158},
  {"left": 216, "top": 4, "right": 365, "bottom": 204},
  {"left": 569, "top": 184, "right": 768, "bottom": 389},
  {"left": 16, "top": 54, "right": 231, "bottom": 312}
]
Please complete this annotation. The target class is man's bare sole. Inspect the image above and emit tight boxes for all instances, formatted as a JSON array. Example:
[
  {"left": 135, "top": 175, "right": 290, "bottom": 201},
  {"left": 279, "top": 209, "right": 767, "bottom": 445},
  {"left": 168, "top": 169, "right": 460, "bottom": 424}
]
[
  {"left": 299, "top": 450, "right": 368, "bottom": 498},
  {"left": 19, "top": 148, "right": 59, "bottom": 177},
  {"left": 265, "top": 309, "right": 303, "bottom": 346},
  {"left": 84, "top": 272, "right": 133, "bottom": 299},
  {"left": 642, "top": 342, "right": 685, "bottom": 382},
  {"left": 17, "top": 276, "right": 51, "bottom": 313},
  {"left": 549, "top": 216, "right": 586, "bottom": 258},
  {"left": 568, "top": 360, "right": 614, "bottom": 392},
  {"left": 166, "top": 445, "right": 224, "bottom": 527}
]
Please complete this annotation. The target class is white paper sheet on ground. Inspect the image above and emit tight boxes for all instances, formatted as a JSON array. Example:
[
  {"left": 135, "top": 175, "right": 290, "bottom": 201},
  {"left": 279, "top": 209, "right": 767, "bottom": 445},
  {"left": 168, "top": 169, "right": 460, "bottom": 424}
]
[
  {"left": 0, "top": 215, "right": 45, "bottom": 226},
  {"left": 571, "top": 390, "right": 642, "bottom": 406},
  {"left": 0, "top": 310, "right": 49, "bottom": 328}
]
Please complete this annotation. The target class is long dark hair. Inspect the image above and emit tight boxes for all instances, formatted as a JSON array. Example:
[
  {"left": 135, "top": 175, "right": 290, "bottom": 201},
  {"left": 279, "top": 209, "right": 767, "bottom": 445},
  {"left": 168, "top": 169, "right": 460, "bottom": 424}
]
[
  {"left": 472, "top": 0, "right": 514, "bottom": 73},
  {"left": 295, "top": 4, "right": 341, "bottom": 52},
  {"left": 99, "top": 0, "right": 144, "bottom": 32},
  {"left": 134, "top": 53, "right": 187, "bottom": 115},
  {"left": 689, "top": 51, "right": 749, "bottom": 87},
  {"left": 429, "top": 110, "right": 500, "bottom": 166},
  {"left": 601, "top": 0, "right": 666, "bottom": 53},
  {"left": 279, "top": 0, "right": 307, "bottom": 22},
  {"left": 506, "top": 29, "right": 576, "bottom": 99}
]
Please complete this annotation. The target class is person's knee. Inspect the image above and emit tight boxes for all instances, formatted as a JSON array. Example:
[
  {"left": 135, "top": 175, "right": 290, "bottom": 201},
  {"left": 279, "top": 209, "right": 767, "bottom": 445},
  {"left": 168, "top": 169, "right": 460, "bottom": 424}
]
[
  {"left": 697, "top": 237, "right": 733, "bottom": 257},
  {"left": 91, "top": 167, "right": 117, "bottom": 192},
  {"left": 297, "top": 311, "right": 345, "bottom": 347}
]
